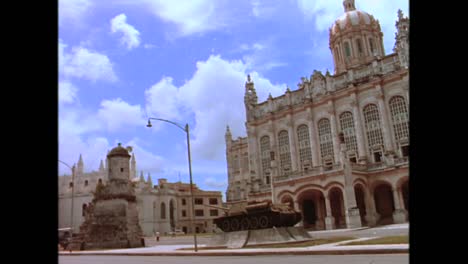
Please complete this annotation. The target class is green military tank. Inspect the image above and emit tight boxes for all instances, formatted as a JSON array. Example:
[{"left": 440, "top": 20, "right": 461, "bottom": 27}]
[{"left": 210, "top": 200, "right": 302, "bottom": 232}]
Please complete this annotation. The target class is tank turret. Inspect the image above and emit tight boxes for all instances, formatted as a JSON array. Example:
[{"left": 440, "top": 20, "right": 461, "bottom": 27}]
[{"left": 210, "top": 200, "right": 302, "bottom": 232}]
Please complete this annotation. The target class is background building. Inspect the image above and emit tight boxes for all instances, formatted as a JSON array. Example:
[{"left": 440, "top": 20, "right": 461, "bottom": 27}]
[
  {"left": 225, "top": 0, "right": 409, "bottom": 230},
  {"left": 58, "top": 154, "right": 223, "bottom": 236}
]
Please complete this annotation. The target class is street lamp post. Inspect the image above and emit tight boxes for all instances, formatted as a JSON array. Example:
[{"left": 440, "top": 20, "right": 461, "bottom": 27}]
[
  {"left": 59, "top": 160, "right": 76, "bottom": 245},
  {"left": 146, "top": 117, "right": 198, "bottom": 252}
]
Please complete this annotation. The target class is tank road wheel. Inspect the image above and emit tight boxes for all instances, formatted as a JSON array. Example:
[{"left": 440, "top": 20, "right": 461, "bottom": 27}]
[
  {"left": 259, "top": 215, "right": 270, "bottom": 228},
  {"left": 250, "top": 216, "right": 259, "bottom": 229},
  {"left": 240, "top": 218, "right": 250, "bottom": 230},
  {"left": 222, "top": 219, "right": 231, "bottom": 232},
  {"left": 230, "top": 218, "right": 240, "bottom": 231}
]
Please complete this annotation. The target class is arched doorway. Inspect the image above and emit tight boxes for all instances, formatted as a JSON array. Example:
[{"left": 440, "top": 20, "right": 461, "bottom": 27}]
[
  {"left": 374, "top": 183, "right": 394, "bottom": 225},
  {"left": 354, "top": 184, "right": 367, "bottom": 225},
  {"left": 298, "top": 189, "right": 326, "bottom": 230},
  {"left": 329, "top": 187, "right": 345, "bottom": 228}
]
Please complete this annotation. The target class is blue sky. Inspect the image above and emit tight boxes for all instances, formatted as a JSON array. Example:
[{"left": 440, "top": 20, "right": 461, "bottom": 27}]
[{"left": 59, "top": 0, "right": 409, "bottom": 200}]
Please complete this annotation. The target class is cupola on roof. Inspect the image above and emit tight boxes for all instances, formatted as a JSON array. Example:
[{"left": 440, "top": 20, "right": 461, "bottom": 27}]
[{"left": 107, "top": 143, "right": 131, "bottom": 158}]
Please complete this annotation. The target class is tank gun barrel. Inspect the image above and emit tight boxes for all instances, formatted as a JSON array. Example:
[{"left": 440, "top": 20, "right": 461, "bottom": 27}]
[{"left": 203, "top": 204, "right": 230, "bottom": 211}]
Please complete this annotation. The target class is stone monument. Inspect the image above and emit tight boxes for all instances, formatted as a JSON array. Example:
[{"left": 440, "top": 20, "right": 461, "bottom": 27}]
[{"left": 69, "top": 143, "right": 144, "bottom": 250}]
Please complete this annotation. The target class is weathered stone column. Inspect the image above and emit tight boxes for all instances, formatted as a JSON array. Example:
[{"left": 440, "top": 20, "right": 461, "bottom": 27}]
[
  {"left": 392, "top": 188, "right": 407, "bottom": 223},
  {"left": 364, "top": 188, "right": 378, "bottom": 227},
  {"left": 287, "top": 116, "right": 298, "bottom": 171},
  {"left": 307, "top": 108, "right": 320, "bottom": 167},
  {"left": 375, "top": 85, "right": 395, "bottom": 153},
  {"left": 340, "top": 140, "right": 362, "bottom": 229},
  {"left": 329, "top": 111, "right": 341, "bottom": 164},
  {"left": 351, "top": 95, "right": 367, "bottom": 162},
  {"left": 325, "top": 195, "right": 335, "bottom": 230}
]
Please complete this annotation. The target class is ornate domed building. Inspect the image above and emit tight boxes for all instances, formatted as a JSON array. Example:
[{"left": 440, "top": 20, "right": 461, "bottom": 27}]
[{"left": 225, "top": 0, "right": 409, "bottom": 230}]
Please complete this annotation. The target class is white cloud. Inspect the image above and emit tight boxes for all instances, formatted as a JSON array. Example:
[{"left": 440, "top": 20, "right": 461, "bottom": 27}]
[
  {"left": 144, "top": 55, "right": 286, "bottom": 161},
  {"left": 110, "top": 13, "right": 141, "bottom": 50},
  {"left": 121, "top": 0, "right": 229, "bottom": 36},
  {"left": 58, "top": 132, "right": 110, "bottom": 175},
  {"left": 144, "top": 44, "right": 157, "bottom": 49},
  {"left": 60, "top": 40, "right": 118, "bottom": 82},
  {"left": 97, "top": 98, "right": 146, "bottom": 132},
  {"left": 237, "top": 41, "right": 287, "bottom": 72},
  {"left": 204, "top": 176, "right": 227, "bottom": 189},
  {"left": 145, "top": 77, "right": 183, "bottom": 121},
  {"left": 59, "top": 0, "right": 93, "bottom": 27},
  {"left": 296, "top": 0, "right": 409, "bottom": 54},
  {"left": 59, "top": 80, "right": 78, "bottom": 104},
  {"left": 125, "top": 138, "right": 166, "bottom": 175}
]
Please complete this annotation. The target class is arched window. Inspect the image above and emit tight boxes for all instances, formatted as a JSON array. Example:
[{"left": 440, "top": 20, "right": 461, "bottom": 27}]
[
  {"left": 363, "top": 104, "right": 384, "bottom": 162},
  {"left": 356, "top": 39, "right": 363, "bottom": 56},
  {"left": 98, "top": 178, "right": 102, "bottom": 184},
  {"left": 297, "top": 125, "right": 312, "bottom": 168},
  {"left": 389, "top": 96, "right": 409, "bottom": 142},
  {"left": 318, "top": 118, "right": 334, "bottom": 163},
  {"left": 369, "top": 38, "right": 375, "bottom": 54},
  {"left": 69, "top": 182, "right": 73, "bottom": 188},
  {"left": 339, "top": 112, "right": 358, "bottom": 155},
  {"left": 278, "top": 130, "right": 292, "bottom": 174},
  {"left": 260, "top": 136, "right": 271, "bottom": 177},
  {"left": 344, "top": 42, "right": 351, "bottom": 58},
  {"left": 389, "top": 96, "right": 409, "bottom": 157},
  {"left": 84, "top": 180, "right": 88, "bottom": 187},
  {"left": 160, "top": 202, "right": 166, "bottom": 219}
]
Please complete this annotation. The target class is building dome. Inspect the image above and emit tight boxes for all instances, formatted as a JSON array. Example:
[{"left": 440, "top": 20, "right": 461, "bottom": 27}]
[
  {"left": 328, "top": 0, "right": 385, "bottom": 75},
  {"left": 331, "top": 10, "right": 377, "bottom": 35},
  {"left": 107, "top": 143, "right": 131, "bottom": 158}
]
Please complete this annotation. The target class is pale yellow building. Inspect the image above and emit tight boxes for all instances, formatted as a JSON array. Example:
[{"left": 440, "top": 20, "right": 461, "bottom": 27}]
[{"left": 58, "top": 154, "right": 223, "bottom": 236}]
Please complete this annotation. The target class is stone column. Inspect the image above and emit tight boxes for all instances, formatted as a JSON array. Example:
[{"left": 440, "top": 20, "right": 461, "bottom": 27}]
[
  {"left": 392, "top": 188, "right": 407, "bottom": 223},
  {"left": 351, "top": 95, "right": 367, "bottom": 162},
  {"left": 329, "top": 111, "right": 341, "bottom": 164},
  {"left": 307, "top": 108, "right": 320, "bottom": 166},
  {"left": 375, "top": 85, "right": 395, "bottom": 153},
  {"left": 287, "top": 116, "right": 298, "bottom": 172},
  {"left": 325, "top": 195, "right": 335, "bottom": 230},
  {"left": 364, "top": 188, "right": 378, "bottom": 227}
]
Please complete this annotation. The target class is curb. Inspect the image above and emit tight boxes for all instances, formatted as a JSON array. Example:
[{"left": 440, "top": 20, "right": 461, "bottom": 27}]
[{"left": 59, "top": 248, "right": 408, "bottom": 256}]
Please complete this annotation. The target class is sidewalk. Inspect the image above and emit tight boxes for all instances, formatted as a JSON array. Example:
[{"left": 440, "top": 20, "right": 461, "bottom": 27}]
[{"left": 58, "top": 236, "right": 408, "bottom": 256}]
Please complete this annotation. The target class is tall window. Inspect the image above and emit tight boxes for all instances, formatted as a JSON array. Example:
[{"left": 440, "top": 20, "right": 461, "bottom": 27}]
[
  {"left": 297, "top": 125, "right": 312, "bottom": 167},
  {"left": 278, "top": 130, "right": 292, "bottom": 174},
  {"left": 356, "top": 39, "right": 363, "bottom": 56},
  {"left": 339, "top": 112, "right": 358, "bottom": 155},
  {"left": 160, "top": 202, "right": 166, "bottom": 219},
  {"left": 318, "top": 118, "right": 334, "bottom": 162},
  {"left": 260, "top": 136, "right": 271, "bottom": 177},
  {"left": 344, "top": 42, "right": 351, "bottom": 58},
  {"left": 363, "top": 104, "right": 384, "bottom": 157},
  {"left": 82, "top": 204, "right": 87, "bottom": 217},
  {"left": 389, "top": 96, "right": 409, "bottom": 142},
  {"left": 369, "top": 38, "right": 375, "bottom": 54}
]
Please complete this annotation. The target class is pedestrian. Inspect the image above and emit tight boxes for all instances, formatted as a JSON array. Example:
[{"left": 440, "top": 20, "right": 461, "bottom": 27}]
[{"left": 155, "top": 231, "right": 160, "bottom": 242}]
